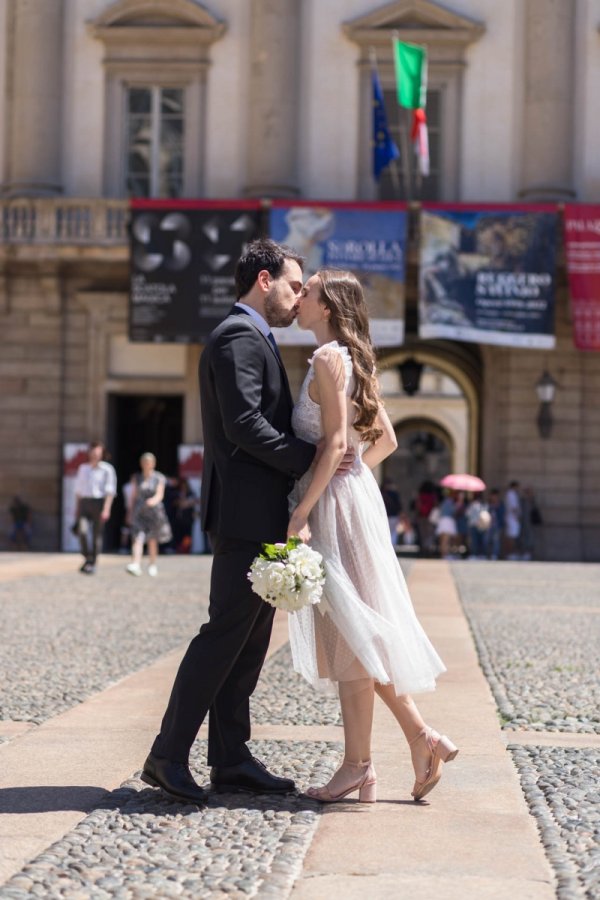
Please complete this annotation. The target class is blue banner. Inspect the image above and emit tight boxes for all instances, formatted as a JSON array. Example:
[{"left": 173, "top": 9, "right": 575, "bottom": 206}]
[
  {"left": 419, "top": 207, "right": 558, "bottom": 348},
  {"left": 270, "top": 203, "right": 408, "bottom": 346}
]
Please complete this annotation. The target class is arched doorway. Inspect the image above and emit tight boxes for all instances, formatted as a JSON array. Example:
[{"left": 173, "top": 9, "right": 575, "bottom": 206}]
[
  {"left": 383, "top": 417, "right": 453, "bottom": 513},
  {"left": 376, "top": 343, "right": 482, "bottom": 513}
]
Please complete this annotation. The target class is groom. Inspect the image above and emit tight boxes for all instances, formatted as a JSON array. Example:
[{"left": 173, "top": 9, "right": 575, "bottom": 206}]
[{"left": 142, "top": 239, "right": 317, "bottom": 803}]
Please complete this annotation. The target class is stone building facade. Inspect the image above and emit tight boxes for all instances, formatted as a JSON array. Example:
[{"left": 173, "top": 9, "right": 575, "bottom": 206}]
[{"left": 0, "top": 0, "right": 599, "bottom": 559}]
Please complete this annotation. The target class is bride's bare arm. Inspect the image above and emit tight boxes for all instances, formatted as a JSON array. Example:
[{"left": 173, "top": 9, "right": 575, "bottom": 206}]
[
  {"left": 361, "top": 405, "right": 398, "bottom": 470},
  {"left": 287, "top": 352, "right": 347, "bottom": 540}
]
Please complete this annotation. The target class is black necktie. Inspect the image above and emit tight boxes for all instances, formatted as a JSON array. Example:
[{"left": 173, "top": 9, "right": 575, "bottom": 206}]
[{"left": 267, "top": 332, "right": 282, "bottom": 361}]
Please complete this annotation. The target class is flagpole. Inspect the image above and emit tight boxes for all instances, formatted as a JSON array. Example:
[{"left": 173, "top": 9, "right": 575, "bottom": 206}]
[
  {"left": 400, "top": 106, "right": 412, "bottom": 200},
  {"left": 370, "top": 45, "right": 401, "bottom": 196},
  {"left": 392, "top": 30, "right": 412, "bottom": 201}
]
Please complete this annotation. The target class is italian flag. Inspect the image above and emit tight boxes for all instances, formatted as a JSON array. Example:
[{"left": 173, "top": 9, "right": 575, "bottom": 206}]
[{"left": 393, "top": 39, "right": 430, "bottom": 177}]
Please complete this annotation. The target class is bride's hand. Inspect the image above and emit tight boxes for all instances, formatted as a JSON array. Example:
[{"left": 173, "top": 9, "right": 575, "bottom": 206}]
[{"left": 287, "top": 509, "right": 311, "bottom": 543}]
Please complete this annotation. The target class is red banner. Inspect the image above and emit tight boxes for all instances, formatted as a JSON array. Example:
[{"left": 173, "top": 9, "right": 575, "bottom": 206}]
[{"left": 564, "top": 204, "right": 600, "bottom": 350}]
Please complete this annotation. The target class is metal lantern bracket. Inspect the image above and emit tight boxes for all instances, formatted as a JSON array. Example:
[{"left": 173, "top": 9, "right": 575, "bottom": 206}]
[{"left": 535, "top": 370, "right": 559, "bottom": 439}]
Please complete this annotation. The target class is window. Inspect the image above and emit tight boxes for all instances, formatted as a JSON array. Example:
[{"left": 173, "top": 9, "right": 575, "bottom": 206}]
[
  {"left": 378, "top": 88, "right": 442, "bottom": 201},
  {"left": 90, "top": 0, "right": 225, "bottom": 198},
  {"left": 125, "top": 87, "right": 185, "bottom": 198},
  {"left": 342, "top": 0, "right": 485, "bottom": 202}
]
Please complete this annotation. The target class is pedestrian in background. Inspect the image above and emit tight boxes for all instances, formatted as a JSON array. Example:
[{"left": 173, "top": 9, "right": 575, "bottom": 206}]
[
  {"left": 503, "top": 480, "right": 521, "bottom": 560},
  {"left": 436, "top": 490, "right": 458, "bottom": 560},
  {"left": 380, "top": 476, "right": 402, "bottom": 545},
  {"left": 466, "top": 493, "right": 491, "bottom": 559},
  {"left": 172, "top": 477, "right": 197, "bottom": 553},
  {"left": 518, "top": 485, "right": 539, "bottom": 560},
  {"left": 416, "top": 480, "right": 438, "bottom": 554},
  {"left": 126, "top": 453, "right": 173, "bottom": 577},
  {"left": 486, "top": 489, "right": 505, "bottom": 560},
  {"left": 8, "top": 495, "right": 32, "bottom": 551},
  {"left": 74, "top": 441, "right": 116, "bottom": 574}
]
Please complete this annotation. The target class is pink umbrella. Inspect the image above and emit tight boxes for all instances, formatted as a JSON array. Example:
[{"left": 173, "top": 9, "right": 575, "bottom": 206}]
[{"left": 440, "top": 473, "right": 486, "bottom": 493}]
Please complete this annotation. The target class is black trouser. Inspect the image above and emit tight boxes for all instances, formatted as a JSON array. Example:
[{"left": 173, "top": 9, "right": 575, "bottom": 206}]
[
  {"left": 78, "top": 498, "right": 105, "bottom": 565},
  {"left": 151, "top": 534, "right": 275, "bottom": 766}
]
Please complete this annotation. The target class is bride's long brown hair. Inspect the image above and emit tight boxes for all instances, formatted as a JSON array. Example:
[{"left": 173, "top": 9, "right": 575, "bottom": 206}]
[{"left": 318, "top": 269, "right": 383, "bottom": 443}]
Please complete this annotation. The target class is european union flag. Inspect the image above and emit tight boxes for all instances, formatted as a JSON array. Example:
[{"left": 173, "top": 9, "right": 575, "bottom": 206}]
[{"left": 372, "top": 66, "right": 400, "bottom": 181}]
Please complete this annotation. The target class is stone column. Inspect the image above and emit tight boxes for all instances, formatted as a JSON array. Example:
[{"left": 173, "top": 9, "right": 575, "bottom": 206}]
[
  {"left": 3, "top": 0, "right": 64, "bottom": 196},
  {"left": 244, "top": 0, "right": 301, "bottom": 197},
  {"left": 519, "top": 0, "right": 575, "bottom": 200}
]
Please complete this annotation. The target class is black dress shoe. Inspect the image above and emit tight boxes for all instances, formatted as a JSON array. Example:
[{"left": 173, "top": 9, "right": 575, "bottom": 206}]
[
  {"left": 210, "top": 757, "right": 296, "bottom": 795},
  {"left": 141, "top": 753, "right": 207, "bottom": 805}
]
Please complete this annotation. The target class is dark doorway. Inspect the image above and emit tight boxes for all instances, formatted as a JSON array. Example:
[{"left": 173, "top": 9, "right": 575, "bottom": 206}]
[
  {"left": 383, "top": 421, "right": 452, "bottom": 512},
  {"left": 105, "top": 394, "right": 183, "bottom": 549}
]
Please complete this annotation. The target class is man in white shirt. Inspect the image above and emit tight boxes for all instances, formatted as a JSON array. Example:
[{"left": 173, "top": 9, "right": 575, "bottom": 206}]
[{"left": 74, "top": 442, "right": 117, "bottom": 574}]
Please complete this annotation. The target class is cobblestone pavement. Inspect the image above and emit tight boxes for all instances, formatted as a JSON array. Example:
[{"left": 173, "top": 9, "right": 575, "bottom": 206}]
[
  {"left": 0, "top": 557, "right": 344, "bottom": 897},
  {"left": 0, "top": 557, "right": 213, "bottom": 726},
  {"left": 452, "top": 561, "right": 600, "bottom": 900},
  {"left": 510, "top": 745, "right": 600, "bottom": 900},
  {"left": 2, "top": 557, "right": 598, "bottom": 897},
  {"left": 0, "top": 738, "right": 342, "bottom": 900}
]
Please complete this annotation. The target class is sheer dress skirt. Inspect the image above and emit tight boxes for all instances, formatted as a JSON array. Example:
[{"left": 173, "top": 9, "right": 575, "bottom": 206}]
[{"left": 289, "top": 459, "right": 446, "bottom": 695}]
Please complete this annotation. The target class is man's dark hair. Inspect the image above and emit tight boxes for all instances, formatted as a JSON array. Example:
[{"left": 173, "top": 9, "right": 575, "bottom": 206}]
[{"left": 234, "top": 238, "right": 304, "bottom": 300}]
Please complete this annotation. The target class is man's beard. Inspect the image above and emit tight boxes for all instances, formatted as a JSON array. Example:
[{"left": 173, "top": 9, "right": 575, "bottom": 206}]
[{"left": 264, "top": 286, "right": 297, "bottom": 328}]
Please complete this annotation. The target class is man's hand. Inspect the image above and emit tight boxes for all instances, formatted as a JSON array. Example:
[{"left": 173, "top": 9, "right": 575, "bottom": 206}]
[{"left": 313, "top": 440, "right": 355, "bottom": 476}]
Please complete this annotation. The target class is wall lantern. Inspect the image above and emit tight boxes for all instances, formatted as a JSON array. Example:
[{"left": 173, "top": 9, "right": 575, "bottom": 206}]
[
  {"left": 398, "top": 357, "right": 424, "bottom": 396},
  {"left": 535, "top": 370, "right": 558, "bottom": 439}
]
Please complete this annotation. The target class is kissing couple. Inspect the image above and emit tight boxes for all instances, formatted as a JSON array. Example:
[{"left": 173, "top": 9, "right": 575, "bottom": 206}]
[{"left": 141, "top": 238, "right": 457, "bottom": 806}]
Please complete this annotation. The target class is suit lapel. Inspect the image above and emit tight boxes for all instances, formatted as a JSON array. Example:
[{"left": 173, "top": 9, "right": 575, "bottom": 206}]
[{"left": 232, "top": 308, "right": 294, "bottom": 409}]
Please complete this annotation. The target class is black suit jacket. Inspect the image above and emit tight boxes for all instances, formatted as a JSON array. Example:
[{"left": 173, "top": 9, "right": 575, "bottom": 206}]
[{"left": 199, "top": 307, "right": 316, "bottom": 543}]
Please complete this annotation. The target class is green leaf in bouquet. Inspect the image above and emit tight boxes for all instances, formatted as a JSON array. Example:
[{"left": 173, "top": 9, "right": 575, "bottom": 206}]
[{"left": 260, "top": 542, "right": 279, "bottom": 560}]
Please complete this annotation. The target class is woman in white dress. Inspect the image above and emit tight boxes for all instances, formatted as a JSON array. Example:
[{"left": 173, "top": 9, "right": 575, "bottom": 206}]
[{"left": 287, "top": 270, "right": 458, "bottom": 803}]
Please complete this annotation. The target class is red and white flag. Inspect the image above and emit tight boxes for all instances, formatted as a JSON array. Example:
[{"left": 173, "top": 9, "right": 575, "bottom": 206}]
[{"left": 411, "top": 108, "right": 430, "bottom": 177}]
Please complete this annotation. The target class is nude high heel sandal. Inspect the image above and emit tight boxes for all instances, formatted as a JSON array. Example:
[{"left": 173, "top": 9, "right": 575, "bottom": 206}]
[
  {"left": 306, "top": 760, "right": 377, "bottom": 803},
  {"left": 410, "top": 727, "right": 458, "bottom": 801}
]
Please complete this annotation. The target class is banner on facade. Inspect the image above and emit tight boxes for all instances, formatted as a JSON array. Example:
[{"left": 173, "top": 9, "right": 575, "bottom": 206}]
[
  {"left": 269, "top": 201, "right": 408, "bottom": 346},
  {"left": 177, "top": 444, "right": 205, "bottom": 553},
  {"left": 564, "top": 204, "right": 600, "bottom": 351},
  {"left": 129, "top": 200, "right": 262, "bottom": 343},
  {"left": 418, "top": 206, "right": 558, "bottom": 348},
  {"left": 62, "top": 442, "right": 89, "bottom": 551}
]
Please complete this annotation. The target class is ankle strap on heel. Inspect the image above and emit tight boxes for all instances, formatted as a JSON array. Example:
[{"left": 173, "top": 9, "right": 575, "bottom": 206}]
[{"left": 409, "top": 726, "right": 439, "bottom": 751}]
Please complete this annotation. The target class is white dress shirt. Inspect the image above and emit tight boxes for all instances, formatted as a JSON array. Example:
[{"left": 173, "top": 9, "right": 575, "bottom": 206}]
[{"left": 74, "top": 461, "right": 117, "bottom": 499}]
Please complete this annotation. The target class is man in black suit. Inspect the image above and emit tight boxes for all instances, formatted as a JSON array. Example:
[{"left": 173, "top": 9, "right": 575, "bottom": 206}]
[{"left": 142, "top": 239, "right": 317, "bottom": 803}]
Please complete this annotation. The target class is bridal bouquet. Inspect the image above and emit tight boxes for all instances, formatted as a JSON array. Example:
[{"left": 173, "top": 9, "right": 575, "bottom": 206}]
[{"left": 247, "top": 537, "right": 325, "bottom": 612}]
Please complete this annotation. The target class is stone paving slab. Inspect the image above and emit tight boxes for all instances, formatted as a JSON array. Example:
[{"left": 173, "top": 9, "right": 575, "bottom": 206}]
[
  {"left": 291, "top": 561, "right": 556, "bottom": 900},
  {"left": 452, "top": 561, "right": 600, "bottom": 899},
  {"left": 0, "top": 553, "right": 124, "bottom": 582}
]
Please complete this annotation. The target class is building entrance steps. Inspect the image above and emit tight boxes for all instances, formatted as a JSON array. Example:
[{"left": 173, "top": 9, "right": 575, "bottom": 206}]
[{"left": 0, "top": 559, "right": 557, "bottom": 897}]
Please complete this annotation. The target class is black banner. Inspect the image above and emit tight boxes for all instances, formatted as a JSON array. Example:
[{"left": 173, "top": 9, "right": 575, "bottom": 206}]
[{"left": 129, "top": 200, "right": 262, "bottom": 343}]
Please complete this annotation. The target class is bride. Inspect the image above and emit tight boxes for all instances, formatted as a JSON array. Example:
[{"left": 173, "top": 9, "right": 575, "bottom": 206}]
[{"left": 287, "top": 269, "right": 458, "bottom": 803}]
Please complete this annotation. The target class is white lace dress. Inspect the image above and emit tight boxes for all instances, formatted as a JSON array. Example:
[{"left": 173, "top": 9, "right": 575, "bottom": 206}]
[{"left": 289, "top": 341, "right": 446, "bottom": 695}]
